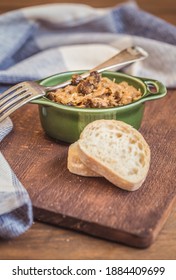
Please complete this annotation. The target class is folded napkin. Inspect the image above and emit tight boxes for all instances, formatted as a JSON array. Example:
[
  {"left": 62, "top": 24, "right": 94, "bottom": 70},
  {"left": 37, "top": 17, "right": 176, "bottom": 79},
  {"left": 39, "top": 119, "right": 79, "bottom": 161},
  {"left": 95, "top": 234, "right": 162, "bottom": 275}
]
[{"left": 0, "top": 1, "right": 176, "bottom": 239}]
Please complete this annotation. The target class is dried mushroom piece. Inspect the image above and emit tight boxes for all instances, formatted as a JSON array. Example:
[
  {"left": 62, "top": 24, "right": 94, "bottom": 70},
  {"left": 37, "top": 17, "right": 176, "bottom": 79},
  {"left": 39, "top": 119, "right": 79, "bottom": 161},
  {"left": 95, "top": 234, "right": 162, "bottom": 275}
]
[{"left": 71, "top": 74, "right": 83, "bottom": 86}]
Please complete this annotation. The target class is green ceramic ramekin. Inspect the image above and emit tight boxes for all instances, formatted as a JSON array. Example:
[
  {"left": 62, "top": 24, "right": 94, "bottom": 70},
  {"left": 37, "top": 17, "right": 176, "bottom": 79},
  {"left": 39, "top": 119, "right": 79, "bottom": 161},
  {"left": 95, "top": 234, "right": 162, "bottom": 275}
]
[{"left": 31, "top": 71, "right": 167, "bottom": 143}]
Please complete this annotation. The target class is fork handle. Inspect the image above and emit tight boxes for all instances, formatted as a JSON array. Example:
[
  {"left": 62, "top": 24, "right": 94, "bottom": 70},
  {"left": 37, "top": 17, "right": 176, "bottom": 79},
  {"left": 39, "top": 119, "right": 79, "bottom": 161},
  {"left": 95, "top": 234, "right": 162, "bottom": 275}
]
[
  {"left": 45, "top": 46, "right": 148, "bottom": 92},
  {"left": 91, "top": 46, "right": 148, "bottom": 72}
]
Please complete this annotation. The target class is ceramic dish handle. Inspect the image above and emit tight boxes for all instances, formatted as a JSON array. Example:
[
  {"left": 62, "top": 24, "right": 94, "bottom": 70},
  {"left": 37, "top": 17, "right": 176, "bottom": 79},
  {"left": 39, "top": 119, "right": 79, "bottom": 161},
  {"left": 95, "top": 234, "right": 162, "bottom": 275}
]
[{"left": 140, "top": 78, "right": 167, "bottom": 101}]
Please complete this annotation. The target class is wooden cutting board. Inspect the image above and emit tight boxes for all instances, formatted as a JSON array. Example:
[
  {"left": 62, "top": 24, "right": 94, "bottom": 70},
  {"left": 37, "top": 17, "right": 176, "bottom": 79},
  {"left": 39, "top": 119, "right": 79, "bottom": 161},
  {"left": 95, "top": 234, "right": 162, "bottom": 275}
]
[{"left": 1, "top": 90, "right": 176, "bottom": 248}]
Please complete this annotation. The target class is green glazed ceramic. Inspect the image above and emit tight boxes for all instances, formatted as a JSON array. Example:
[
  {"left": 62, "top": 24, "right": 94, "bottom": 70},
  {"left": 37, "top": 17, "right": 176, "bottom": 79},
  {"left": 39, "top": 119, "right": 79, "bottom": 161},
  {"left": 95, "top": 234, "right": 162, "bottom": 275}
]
[{"left": 31, "top": 71, "right": 167, "bottom": 143}]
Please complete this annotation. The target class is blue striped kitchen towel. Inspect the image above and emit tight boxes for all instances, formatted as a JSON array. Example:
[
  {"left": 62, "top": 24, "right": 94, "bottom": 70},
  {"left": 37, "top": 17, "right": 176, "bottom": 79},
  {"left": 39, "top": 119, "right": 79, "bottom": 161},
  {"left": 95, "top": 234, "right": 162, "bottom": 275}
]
[
  {"left": 0, "top": 118, "right": 33, "bottom": 238},
  {"left": 0, "top": 1, "right": 176, "bottom": 238}
]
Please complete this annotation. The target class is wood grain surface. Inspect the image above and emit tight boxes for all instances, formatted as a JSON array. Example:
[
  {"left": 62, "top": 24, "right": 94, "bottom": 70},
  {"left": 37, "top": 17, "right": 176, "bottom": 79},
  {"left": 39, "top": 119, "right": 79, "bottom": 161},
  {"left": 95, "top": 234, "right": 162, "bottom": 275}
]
[
  {"left": 0, "top": 0, "right": 176, "bottom": 260},
  {"left": 0, "top": 89, "right": 176, "bottom": 251}
]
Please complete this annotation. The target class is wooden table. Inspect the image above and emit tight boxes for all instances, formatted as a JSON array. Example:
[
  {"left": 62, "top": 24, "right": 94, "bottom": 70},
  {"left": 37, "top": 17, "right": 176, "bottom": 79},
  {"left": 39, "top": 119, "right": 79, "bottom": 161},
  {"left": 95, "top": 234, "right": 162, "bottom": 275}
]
[
  {"left": 0, "top": 0, "right": 176, "bottom": 260},
  {"left": 1, "top": 0, "right": 176, "bottom": 25}
]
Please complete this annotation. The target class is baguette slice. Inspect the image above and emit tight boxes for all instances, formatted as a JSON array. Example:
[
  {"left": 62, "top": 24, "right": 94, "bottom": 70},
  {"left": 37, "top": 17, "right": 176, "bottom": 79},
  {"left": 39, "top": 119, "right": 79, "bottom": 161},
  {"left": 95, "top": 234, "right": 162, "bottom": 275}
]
[
  {"left": 78, "top": 120, "right": 151, "bottom": 191},
  {"left": 67, "top": 141, "right": 100, "bottom": 177}
]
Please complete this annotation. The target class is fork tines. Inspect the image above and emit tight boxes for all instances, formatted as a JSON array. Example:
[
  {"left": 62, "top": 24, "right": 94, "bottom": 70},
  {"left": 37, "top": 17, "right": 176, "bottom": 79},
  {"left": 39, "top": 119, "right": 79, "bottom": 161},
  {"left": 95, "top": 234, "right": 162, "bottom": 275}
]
[{"left": 0, "top": 82, "right": 33, "bottom": 122}]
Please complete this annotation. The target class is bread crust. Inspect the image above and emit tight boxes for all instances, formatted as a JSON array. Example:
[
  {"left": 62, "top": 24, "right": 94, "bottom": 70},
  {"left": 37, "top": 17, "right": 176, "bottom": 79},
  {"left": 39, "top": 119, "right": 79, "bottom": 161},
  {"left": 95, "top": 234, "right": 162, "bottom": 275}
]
[
  {"left": 67, "top": 141, "right": 100, "bottom": 177},
  {"left": 78, "top": 120, "right": 150, "bottom": 191}
]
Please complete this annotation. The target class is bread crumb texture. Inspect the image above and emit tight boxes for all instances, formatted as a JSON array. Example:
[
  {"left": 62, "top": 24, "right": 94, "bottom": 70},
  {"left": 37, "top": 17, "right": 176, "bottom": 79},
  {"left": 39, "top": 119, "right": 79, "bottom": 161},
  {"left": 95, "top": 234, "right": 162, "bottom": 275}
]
[
  {"left": 78, "top": 120, "right": 151, "bottom": 191},
  {"left": 67, "top": 141, "right": 100, "bottom": 177}
]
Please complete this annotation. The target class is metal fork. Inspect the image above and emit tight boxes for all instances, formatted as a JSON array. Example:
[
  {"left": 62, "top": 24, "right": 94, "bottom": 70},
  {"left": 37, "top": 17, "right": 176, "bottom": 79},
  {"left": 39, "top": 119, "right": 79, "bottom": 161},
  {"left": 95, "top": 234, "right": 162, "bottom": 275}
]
[{"left": 0, "top": 46, "right": 148, "bottom": 122}]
